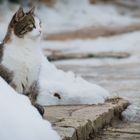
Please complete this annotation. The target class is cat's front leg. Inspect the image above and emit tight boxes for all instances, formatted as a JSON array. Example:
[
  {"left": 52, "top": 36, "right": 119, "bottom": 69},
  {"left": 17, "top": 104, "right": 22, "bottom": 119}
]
[
  {"left": 0, "top": 64, "right": 13, "bottom": 84},
  {"left": 10, "top": 82, "right": 17, "bottom": 91},
  {"left": 26, "top": 81, "right": 45, "bottom": 116},
  {"left": 0, "top": 65, "right": 17, "bottom": 92},
  {"left": 34, "top": 103, "right": 45, "bottom": 116}
]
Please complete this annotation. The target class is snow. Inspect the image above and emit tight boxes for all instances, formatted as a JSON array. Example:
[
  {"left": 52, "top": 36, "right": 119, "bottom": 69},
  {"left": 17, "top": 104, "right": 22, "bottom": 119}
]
[
  {"left": 0, "top": 1, "right": 110, "bottom": 106},
  {"left": 0, "top": 77, "right": 60, "bottom": 140},
  {"left": 37, "top": 0, "right": 140, "bottom": 33},
  {"left": 0, "top": 0, "right": 139, "bottom": 127},
  {"left": 0, "top": 40, "right": 109, "bottom": 140},
  {"left": 0, "top": 2, "right": 111, "bottom": 138},
  {"left": 0, "top": 46, "right": 109, "bottom": 140},
  {"left": 42, "top": 31, "right": 140, "bottom": 122},
  {"left": 122, "top": 104, "right": 140, "bottom": 122},
  {"left": 42, "top": 31, "right": 140, "bottom": 55},
  {"left": 38, "top": 56, "right": 109, "bottom": 105},
  {"left": 42, "top": 31, "right": 140, "bottom": 67},
  {"left": 0, "top": 2, "right": 16, "bottom": 41},
  {"left": 0, "top": 0, "right": 140, "bottom": 37}
]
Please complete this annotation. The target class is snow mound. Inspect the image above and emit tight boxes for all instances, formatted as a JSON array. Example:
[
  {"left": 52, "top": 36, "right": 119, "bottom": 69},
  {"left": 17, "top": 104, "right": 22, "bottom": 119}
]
[
  {"left": 122, "top": 104, "right": 140, "bottom": 122},
  {"left": 38, "top": 56, "right": 109, "bottom": 105},
  {"left": 0, "top": 77, "right": 60, "bottom": 140}
]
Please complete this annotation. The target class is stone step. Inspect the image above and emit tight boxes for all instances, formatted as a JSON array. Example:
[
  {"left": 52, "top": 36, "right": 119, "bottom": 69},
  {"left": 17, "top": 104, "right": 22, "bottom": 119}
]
[
  {"left": 44, "top": 98, "right": 129, "bottom": 140},
  {"left": 45, "top": 24, "right": 140, "bottom": 41},
  {"left": 94, "top": 122, "right": 140, "bottom": 140},
  {"left": 44, "top": 51, "right": 130, "bottom": 61}
]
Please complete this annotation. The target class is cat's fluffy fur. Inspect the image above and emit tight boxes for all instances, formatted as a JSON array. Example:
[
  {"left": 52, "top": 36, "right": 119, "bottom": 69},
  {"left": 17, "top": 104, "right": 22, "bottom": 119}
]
[
  {"left": 2, "top": 35, "right": 42, "bottom": 93},
  {"left": 0, "top": 7, "right": 44, "bottom": 116}
]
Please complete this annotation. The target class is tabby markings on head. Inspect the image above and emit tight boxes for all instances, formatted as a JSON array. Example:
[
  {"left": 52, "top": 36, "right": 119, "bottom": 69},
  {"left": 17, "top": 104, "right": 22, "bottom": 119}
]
[{"left": 3, "top": 7, "right": 42, "bottom": 43}]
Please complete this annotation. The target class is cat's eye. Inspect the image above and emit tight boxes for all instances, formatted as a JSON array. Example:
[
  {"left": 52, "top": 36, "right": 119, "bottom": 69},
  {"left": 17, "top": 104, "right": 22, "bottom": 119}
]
[
  {"left": 29, "top": 24, "right": 34, "bottom": 28},
  {"left": 27, "top": 26, "right": 33, "bottom": 31},
  {"left": 29, "top": 23, "right": 36, "bottom": 29}
]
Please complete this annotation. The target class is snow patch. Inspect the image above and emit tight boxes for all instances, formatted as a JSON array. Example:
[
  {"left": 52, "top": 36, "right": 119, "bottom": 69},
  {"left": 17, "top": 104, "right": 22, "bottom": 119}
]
[
  {"left": 122, "top": 104, "right": 140, "bottom": 122},
  {"left": 38, "top": 56, "right": 109, "bottom": 105},
  {"left": 0, "top": 77, "right": 60, "bottom": 140}
]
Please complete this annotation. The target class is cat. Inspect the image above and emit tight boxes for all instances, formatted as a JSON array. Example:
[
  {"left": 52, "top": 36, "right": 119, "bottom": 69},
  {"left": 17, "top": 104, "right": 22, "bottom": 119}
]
[{"left": 0, "top": 7, "right": 44, "bottom": 116}]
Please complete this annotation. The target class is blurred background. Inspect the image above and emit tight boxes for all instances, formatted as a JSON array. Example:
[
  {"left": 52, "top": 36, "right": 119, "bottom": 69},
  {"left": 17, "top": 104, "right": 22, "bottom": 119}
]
[{"left": 0, "top": 0, "right": 140, "bottom": 122}]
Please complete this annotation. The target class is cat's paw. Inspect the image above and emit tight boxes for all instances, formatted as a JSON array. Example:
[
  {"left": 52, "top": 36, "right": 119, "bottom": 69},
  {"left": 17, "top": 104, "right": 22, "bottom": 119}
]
[{"left": 34, "top": 104, "right": 45, "bottom": 116}]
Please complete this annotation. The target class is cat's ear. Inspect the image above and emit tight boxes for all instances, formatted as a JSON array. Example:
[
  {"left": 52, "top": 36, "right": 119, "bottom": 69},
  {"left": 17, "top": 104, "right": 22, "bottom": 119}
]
[
  {"left": 28, "top": 6, "right": 35, "bottom": 15},
  {"left": 15, "top": 7, "right": 25, "bottom": 22}
]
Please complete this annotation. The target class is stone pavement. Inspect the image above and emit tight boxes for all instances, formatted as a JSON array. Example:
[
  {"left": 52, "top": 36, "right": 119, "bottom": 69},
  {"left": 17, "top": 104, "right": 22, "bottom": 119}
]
[
  {"left": 94, "top": 122, "right": 140, "bottom": 140},
  {"left": 44, "top": 98, "right": 129, "bottom": 140}
]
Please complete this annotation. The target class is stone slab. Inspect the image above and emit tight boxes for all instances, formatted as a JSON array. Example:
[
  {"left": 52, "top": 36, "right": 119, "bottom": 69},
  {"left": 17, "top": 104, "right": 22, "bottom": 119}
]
[
  {"left": 44, "top": 98, "right": 129, "bottom": 140},
  {"left": 94, "top": 122, "right": 140, "bottom": 140},
  {"left": 45, "top": 24, "right": 140, "bottom": 41}
]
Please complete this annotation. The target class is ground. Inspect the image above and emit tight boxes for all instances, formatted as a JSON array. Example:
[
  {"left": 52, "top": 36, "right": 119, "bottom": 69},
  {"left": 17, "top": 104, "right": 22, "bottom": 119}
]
[
  {"left": 44, "top": 98, "right": 129, "bottom": 140},
  {"left": 54, "top": 58, "right": 140, "bottom": 140},
  {"left": 94, "top": 122, "right": 140, "bottom": 140},
  {"left": 0, "top": 1, "right": 140, "bottom": 140}
]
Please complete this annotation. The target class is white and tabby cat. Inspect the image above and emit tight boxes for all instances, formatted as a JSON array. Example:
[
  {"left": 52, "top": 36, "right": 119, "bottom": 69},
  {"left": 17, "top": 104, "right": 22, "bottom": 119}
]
[{"left": 0, "top": 7, "right": 44, "bottom": 116}]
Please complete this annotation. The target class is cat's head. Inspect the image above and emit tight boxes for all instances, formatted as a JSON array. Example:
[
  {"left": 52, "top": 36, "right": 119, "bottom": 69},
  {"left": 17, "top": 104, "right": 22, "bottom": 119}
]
[{"left": 9, "top": 7, "right": 42, "bottom": 40}]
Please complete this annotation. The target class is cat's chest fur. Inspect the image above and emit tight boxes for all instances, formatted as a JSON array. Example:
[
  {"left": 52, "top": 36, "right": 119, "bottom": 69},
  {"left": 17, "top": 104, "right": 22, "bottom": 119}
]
[{"left": 2, "top": 39, "right": 42, "bottom": 93}]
